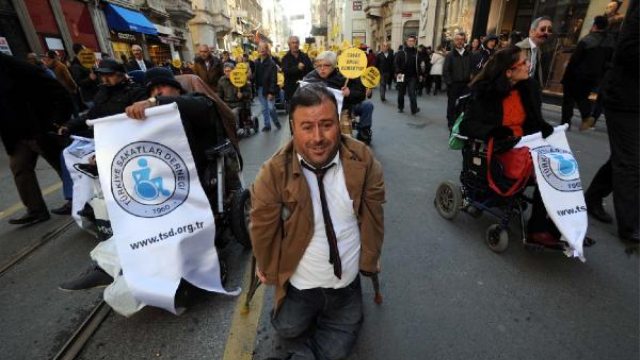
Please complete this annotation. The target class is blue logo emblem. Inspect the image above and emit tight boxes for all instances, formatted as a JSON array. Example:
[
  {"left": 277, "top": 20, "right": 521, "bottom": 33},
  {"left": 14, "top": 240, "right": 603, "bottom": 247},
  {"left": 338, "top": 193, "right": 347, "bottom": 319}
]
[
  {"left": 536, "top": 146, "right": 581, "bottom": 192},
  {"left": 111, "top": 141, "right": 190, "bottom": 218}
]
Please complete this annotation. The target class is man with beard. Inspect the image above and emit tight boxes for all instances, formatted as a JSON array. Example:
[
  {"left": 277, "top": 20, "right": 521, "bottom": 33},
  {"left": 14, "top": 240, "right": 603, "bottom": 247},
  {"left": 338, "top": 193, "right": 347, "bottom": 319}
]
[
  {"left": 516, "top": 16, "right": 553, "bottom": 87},
  {"left": 250, "top": 84, "right": 385, "bottom": 359}
]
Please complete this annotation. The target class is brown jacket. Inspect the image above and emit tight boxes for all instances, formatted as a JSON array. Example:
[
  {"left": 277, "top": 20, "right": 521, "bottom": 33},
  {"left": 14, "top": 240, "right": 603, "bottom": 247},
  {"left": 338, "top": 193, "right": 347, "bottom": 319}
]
[
  {"left": 192, "top": 56, "right": 223, "bottom": 93},
  {"left": 50, "top": 60, "right": 78, "bottom": 94},
  {"left": 250, "top": 136, "right": 385, "bottom": 312}
]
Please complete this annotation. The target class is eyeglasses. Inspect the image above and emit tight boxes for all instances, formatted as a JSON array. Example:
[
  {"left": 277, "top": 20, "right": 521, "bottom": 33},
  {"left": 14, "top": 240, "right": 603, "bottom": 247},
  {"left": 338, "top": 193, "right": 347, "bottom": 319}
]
[
  {"left": 538, "top": 26, "right": 553, "bottom": 33},
  {"left": 510, "top": 59, "right": 530, "bottom": 70},
  {"left": 315, "top": 64, "right": 332, "bottom": 69}
]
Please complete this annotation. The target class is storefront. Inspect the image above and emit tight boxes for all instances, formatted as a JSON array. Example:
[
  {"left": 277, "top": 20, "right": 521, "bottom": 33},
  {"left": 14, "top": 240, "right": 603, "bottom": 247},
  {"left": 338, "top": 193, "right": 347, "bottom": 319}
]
[
  {"left": 0, "top": 0, "right": 31, "bottom": 57},
  {"left": 24, "top": 0, "right": 66, "bottom": 55},
  {"left": 103, "top": 3, "right": 157, "bottom": 62},
  {"left": 60, "top": 0, "right": 99, "bottom": 51}
]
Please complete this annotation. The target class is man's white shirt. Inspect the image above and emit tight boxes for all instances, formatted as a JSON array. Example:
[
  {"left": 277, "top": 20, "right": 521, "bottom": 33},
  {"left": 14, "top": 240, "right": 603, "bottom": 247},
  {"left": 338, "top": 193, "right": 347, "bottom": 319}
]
[
  {"left": 289, "top": 152, "right": 361, "bottom": 290},
  {"left": 137, "top": 59, "right": 147, "bottom": 72}
]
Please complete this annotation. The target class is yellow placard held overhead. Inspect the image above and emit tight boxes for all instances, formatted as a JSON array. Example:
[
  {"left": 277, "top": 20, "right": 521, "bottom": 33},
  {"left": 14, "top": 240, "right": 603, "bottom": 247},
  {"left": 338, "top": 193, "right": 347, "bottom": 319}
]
[
  {"left": 330, "top": 45, "right": 340, "bottom": 53},
  {"left": 235, "top": 62, "right": 249, "bottom": 73},
  {"left": 250, "top": 50, "right": 259, "bottom": 61},
  {"left": 172, "top": 59, "right": 182, "bottom": 69},
  {"left": 360, "top": 66, "right": 381, "bottom": 88},
  {"left": 318, "top": 46, "right": 326, "bottom": 53},
  {"left": 308, "top": 49, "right": 318, "bottom": 59},
  {"left": 232, "top": 46, "right": 244, "bottom": 59},
  {"left": 78, "top": 48, "right": 96, "bottom": 69},
  {"left": 277, "top": 72, "right": 284, "bottom": 87},
  {"left": 278, "top": 50, "right": 287, "bottom": 59},
  {"left": 353, "top": 37, "right": 362, "bottom": 49},
  {"left": 337, "top": 47, "right": 367, "bottom": 79},
  {"left": 340, "top": 40, "right": 352, "bottom": 51},
  {"left": 229, "top": 69, "right": 248, "bottom": 88}
]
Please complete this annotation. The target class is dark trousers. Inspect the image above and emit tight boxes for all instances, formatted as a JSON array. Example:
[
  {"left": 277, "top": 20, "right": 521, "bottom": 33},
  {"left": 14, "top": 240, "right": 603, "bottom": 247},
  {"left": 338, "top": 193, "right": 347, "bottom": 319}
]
[
  {"left": 606, "top": 109, "right": 639, "bottom": 237},
  {"left": 9, "top": 138, "right": 64, "bottom": 214},
  {"left": 272, "top": 277, "right": 363, "bottom": 360},
  {"left": 379, "top": 72, "right": 392, "bottom": 101},
  {"left": 561, "top": 83, "right": 592, "bottom": 126},
  {"left": 527, "top": 187, "right": 560, "bottom": 237},
  {"left": 429, "top": 75, "right": 442, "bottom": 95},
  {"left": 585, "top": 159, "right": 612, "bottom": 200},
  {"left": 398, "top": 76, "right": 418, "bottom": 113},
  {"left": 447, "top": 82, "right": 469, "bottom": 128}
]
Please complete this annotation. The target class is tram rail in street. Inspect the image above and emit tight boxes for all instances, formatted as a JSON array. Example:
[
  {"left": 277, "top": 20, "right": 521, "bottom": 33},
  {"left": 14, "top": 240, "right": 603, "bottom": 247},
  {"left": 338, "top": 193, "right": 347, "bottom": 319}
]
[{"left": 52, "top": 301, "right": 111, "bottom": 360}]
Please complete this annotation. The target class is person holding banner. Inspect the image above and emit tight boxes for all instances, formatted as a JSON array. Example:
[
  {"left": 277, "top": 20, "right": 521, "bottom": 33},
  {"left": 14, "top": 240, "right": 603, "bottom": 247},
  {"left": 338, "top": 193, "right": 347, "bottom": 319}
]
[
  {"left": 303, "top": 51, "right": 374, "bottom": 143},
  {"left": 459, "top": 46, "right": 562, "bottom": 247},
  {"left": 251, "top": 84, "right": 385, "bottom": 359}
]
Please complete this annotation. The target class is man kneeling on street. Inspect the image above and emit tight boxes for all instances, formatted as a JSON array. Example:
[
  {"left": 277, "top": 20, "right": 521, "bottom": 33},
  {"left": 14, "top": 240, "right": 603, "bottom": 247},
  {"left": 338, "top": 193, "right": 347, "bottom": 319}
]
[{"left": 250, "top": 84, "right": 385, "bottom": 360}]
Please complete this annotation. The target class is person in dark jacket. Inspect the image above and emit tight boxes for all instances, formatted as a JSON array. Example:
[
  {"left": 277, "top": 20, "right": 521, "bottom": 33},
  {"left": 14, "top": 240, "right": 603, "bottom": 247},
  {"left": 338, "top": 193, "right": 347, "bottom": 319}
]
[
  {"left": 584, "top": 0, "right": 639, "bottom": 243},
  {"left": 443, "top": 32, "right": 472, "bottom": 128},
  {"left": 394, "top": 34, "right": 422, "bottom": 114},
  {"left": 255, "top": 41, "right": 281, "bottom": 131},
  {"left": 561, "top": 16, "right": 615, "bottom": 130},
  {"left": 470, "top": 34, "right": 499, "bottom": 77},
  {"left": 126, "top": 44, "right": 154, "bottom": 72},
  {"left": 460, "top": 46, "right": 560, "bottom": 247},
  {"left": 375, "top": 43, "right": 394, "bottom": 101},
  {"left": 193, "top": 44, "right": 224, "bottom": 93},
  {"left": 70, "top": 43, "right": 100, "bottom": 107},
  {"left": 303, "top": 51, "right": 373, "bottom": 142},
  {"left": 281, "top": 36, "right": 313, "bottom": 102},
  {"left": 218, "top": 62, "right": 252, "bottom": 129},
  {"left": 0, "top": 53, "right": 73, "bottom": 225}
]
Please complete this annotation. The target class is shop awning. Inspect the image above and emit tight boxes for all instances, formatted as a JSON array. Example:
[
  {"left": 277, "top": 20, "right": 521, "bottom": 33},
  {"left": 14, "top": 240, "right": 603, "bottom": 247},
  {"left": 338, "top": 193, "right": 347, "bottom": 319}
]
[
  {"left": 104, "top": 3, "right": 158, "bottom": 35},
  {"left": 154, "top": 23, "right": 175, "bottom": 36}
]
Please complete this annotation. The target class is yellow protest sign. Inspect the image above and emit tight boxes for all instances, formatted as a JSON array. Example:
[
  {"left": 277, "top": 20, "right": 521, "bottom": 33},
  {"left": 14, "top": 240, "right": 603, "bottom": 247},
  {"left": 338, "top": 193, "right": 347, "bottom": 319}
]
[
  {"left": 353, "top": 38, "right": 362, "bottom": 49},
  {"left": 232, "top": 46, "right": 244, "bottom": 59},
  {"left": 277, "top": 72, "right": 284, "bottom": 87},
  {"left": 330, "top": 45, "right": 340, "bottom": 53},
  {"left": 78, "top": 48, "right": 96, "bottom": 69},
  {"left": 236, "top": 62, "right": 249, "bottom": 73},
  {"left": 340, "top": 40, "right": 352, "bottom": 51},
  {"left": 229, "top": 69, "right": 247, "bottom": 88},
  {"left": 360, "top": 66, "right": 381, "bottom": 88},
  {"left": 308, "top": 49, "right": 318, "bottom": 59},
  {"left": 337, "top": 47, "right": 367, "bottom": 79},
  {"left": 249, "top": 50, "right": 259, "bottom": 61},
  {"left": 172, "top": 59, "right": 182, "bottom": 68},
  {"left": 302, "top": 43, "right": 310, "bottom": 53},
  {"left": 318, "top": 46, "right": 326, "bottom": 53},
  {"left": 278, "top": 50, "right": 287, "bottom": 59}
]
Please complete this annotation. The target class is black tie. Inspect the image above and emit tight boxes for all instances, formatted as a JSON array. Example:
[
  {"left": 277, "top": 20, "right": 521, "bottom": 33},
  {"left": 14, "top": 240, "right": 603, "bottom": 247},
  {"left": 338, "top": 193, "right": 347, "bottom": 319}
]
[{"left": 300, "top": 161, "right": 342, "bottom": 279}]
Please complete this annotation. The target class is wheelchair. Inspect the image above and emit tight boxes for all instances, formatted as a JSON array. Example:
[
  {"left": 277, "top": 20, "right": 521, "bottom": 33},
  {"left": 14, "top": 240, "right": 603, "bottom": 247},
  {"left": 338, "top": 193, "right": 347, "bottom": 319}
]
[
  {"left": 434, "top": 136, "right": 532, "bottom": 253},
  {"left": 236, "top": 100, "right": 259, "bottom": 138}
]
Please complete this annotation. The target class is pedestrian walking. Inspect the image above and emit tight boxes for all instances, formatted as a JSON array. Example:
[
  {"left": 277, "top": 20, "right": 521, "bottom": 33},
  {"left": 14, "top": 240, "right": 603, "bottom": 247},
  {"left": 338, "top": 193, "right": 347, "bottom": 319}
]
[
  {"left": 250, "top": 83, "right": 385, "bottom": 360},
  {"left": 0, "top": 53, "right": 73, "bottom": 225},
  {"left": 193, "top": 44, "right": 224, "bottom": 93},
  {"left": 394, "top": 34, "right": 422, "bottom": 115},
  {"left": 375, "top": 43, "right": 394, "bottom": 101},
  {"left": 126, "top": 44, "right": 154, "bottom": 72},
  {"left": 443, "top": 32, "right": 472, "bottom": 128},
  {"left": 585, "top": 0, "right": 639, "bottom": 243},
  {"left": 281, "top": 36, "right": 313, "bottom": 102},
  {"left": 254, "top": 41, "right": 281, "bottom": 131},
  {"left": 561, "top": 16, "right": 615, "bottom": 131},
  {"left": 429, "top": 46, "right": 445, "bottom": 95},
  {"left": 470, "top": 35, "right": 499, "bottom": 77},
  {"left": 516, "top": 16, "right": 553, "bottom": 87}
]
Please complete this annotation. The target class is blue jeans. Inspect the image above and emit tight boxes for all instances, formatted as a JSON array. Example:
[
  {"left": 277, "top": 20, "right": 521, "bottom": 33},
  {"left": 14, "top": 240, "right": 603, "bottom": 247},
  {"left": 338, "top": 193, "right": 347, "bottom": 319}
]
[
  {"left": 258, "top": 87, "right": 279, "bottom": 128},
  {"left": 352, "top": 101, "right": 373, "bottom": 129},
  {"left": 60, "top": 152, "right": 73, "bottom": 201},
  {"left": 272, "top": 277, "right": 363, "bottom": 360}
]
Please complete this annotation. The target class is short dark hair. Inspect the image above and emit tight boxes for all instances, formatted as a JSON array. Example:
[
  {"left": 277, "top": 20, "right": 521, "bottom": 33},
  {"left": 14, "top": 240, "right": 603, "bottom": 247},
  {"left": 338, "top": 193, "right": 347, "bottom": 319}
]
[
  {"left": 72, "top": 43, "right": 84, "bottom": 54},
  {"left": 289, "top": 83, "right": 339, "bottom": 123},
  {"left": 407, "top": 34, "right": 417, "bottom": 40},
  {"left": 593, "top": 15, "right": 609, "bottom": 30},
  {"left": 46, "top": 50, "right": 57, "bottom": 59}
]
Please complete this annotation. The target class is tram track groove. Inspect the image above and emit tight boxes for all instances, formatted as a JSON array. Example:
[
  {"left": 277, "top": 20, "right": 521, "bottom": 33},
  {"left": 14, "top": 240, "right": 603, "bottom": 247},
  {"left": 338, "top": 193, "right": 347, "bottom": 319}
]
[
  {"left": 52, "top": 301, "right": 111, "bottom": 360},
  {"left": 0, "top": 219, "right": 75, "bottom": 277}
]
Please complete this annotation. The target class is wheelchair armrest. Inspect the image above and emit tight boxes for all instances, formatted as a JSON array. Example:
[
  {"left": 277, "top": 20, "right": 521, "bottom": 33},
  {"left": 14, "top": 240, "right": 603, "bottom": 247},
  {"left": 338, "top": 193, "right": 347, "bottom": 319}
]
[{"left": 205, "top": 139, "right": 235, "bottom": 160}]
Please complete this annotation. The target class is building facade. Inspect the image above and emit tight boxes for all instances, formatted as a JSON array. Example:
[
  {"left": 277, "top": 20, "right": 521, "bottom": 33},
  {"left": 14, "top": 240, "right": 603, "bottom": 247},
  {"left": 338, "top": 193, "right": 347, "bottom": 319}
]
[{"left": 363, "top": 0, "right": 420, "bottom": 51}]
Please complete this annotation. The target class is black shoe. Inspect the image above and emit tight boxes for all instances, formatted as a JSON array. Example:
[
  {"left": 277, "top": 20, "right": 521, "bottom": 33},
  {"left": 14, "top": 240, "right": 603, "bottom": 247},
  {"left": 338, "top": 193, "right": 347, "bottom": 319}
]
[
  {"left": 620, "top": 230, "right": 640, "bottom": 243},
  {"left": 398, "top": 108, "right": 404, "bottom": 113},
  {"left": 411, "top": 108, "right": 421, "bottom": 115},
  {"left": 586, "top": 198, "right": 613, "bottom": 223},
  {"left": 51, "top": 201, "right": 72, "bottom": 215},
  {"left": 261, "top": 126, "right": 271, "bottom": 132},
  {"left": 9, "top": 212, "right": 50, "bottom": 225},
  {"left": 381, "top": 98, "right": 386, "bottom": 102},
  {"left": 59, "top": 265, "right": 113, "bottom": 291},
  {"left": 274, "top": 121, "right": 282, "bottom": 130}
]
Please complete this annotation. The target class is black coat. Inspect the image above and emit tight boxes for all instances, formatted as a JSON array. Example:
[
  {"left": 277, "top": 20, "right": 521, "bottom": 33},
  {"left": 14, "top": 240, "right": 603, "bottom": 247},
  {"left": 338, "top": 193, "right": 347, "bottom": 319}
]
[
  {"left": 375, "top": 50, "right": 394, "bottom": 74},
  {"left": 394, "top": 47, "right": 421, "bottom": 77},
  {"left": 281, "top": 51, "right": 313, "bottom": 99},
  {"left": 126, "top": 58, "right": 155, "bottom": 72},
  {"left": 70, "top": 57, "right": 99, "bottom": 102},
  {"left": 443, "top": 49, "right": 472, "bottom": 85},
  {"left": 0, "top": 53, "right": 72, "bottom": 155},
  {"left": 302, "top": 68, "right": 366, "bottom": 110},
  {"left": 460, "top": 79, "right": 553, "bottom": 141},
  {"left": 562, "top": 31, "right": 615, "bottom": 88},
  {"left": 470, "top": 46, "right": 494, "bottom": 76},
  {"left": 254, "top": 56, "right": 279, "bottom": 97},
  {"left": 603, "top": 0, "right": 639, "bottom": 113}
]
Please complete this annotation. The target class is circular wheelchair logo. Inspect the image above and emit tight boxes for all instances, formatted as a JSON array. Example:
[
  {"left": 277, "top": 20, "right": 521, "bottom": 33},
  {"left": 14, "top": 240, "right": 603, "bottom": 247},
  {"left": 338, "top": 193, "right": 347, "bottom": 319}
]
[
  {"left": 111, "top": 141, "right": 189, "bottom": 218},
  {"left": 536, "top": 146, "right": 581, "bottom": 192}
]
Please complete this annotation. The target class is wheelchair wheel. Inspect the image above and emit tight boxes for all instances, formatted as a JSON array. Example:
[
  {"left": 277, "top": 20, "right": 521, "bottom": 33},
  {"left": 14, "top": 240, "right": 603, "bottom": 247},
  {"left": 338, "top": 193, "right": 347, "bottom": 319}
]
[
  {"left": 231, "top": 188, "right": 252, "bottom": 249},
  {"left": 434, "top": 181, "right": 462, "bottom": 220},
  {"left": 485, "top": 224, "right": 509, "bottom": 253}
]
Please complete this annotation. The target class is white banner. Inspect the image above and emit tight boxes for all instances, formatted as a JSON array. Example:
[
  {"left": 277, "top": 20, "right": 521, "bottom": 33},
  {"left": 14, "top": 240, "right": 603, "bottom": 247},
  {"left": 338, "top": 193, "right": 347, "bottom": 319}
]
[
  {"left": 88, "top": 103, "right": 238, "bottom": 314},
  {"left": 516, "top": 125, "right": 587, "bottom": 261},
  {"left": 63, "top": 136, "right": 96, "bottom": 229}
]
